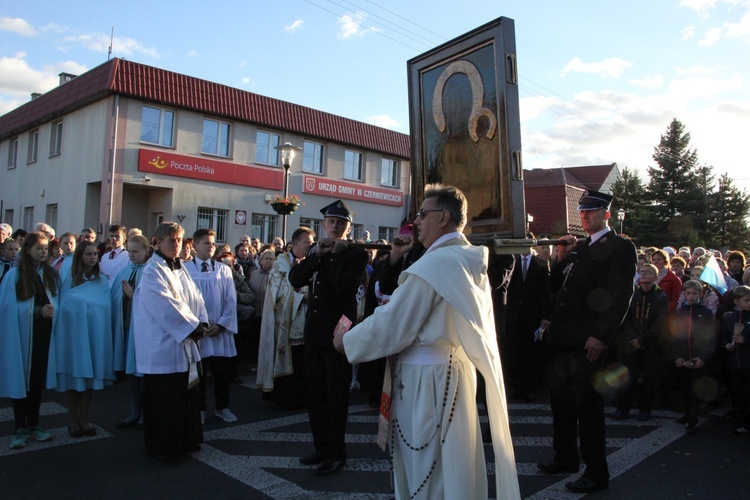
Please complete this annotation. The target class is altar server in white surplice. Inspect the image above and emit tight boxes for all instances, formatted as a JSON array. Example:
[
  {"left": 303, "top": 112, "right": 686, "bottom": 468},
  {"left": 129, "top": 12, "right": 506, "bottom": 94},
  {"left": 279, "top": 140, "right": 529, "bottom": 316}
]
[
  {"left": 134, "top": 221, "right": 207, "bottom": 464},
  {"left": 334, "top": 184, "right": 520, "bottom": 500},
  {"left": 99, "top": 224, "right": 129, "bottom": 287},
  {"left": 186, "top": 228, "right": 238, "bottom": 424}
]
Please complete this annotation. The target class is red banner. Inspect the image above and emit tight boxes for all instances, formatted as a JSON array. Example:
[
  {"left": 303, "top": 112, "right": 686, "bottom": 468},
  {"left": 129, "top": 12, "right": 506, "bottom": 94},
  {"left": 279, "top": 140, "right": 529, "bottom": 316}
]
[
  {"left": 138, "top": 149, "right": 282, "bottom": 190},
  {"left": 302, "top": 176, "right": 404, "bottom": 207}
]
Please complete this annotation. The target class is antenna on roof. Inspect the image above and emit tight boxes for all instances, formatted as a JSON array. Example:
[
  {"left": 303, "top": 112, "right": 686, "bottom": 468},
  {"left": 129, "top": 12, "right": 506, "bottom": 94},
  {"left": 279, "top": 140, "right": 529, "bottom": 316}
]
[{"left": 108, "top": 27, "right": 114, "bottom": 60}]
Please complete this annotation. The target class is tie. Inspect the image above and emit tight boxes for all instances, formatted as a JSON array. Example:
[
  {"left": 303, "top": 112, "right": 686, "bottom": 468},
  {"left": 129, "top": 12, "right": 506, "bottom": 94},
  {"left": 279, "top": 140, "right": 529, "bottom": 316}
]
[
  {"left": 109, "top": 250, "right": 116, "bottom": 260},
  {"left": 128, "top": 267, "right": 138, "bottom": 286},
  {"left": 54, "top": 257, "right": 64, "bottom": 271},
  {"left": 201, "top": 262, "right": 209, "bottom": 272},
  {"left": 585, "top": 237, "right": 592, "bottom": 246},
  {"left": 522, "top": 256, "right": 529, "bottom": 281}
]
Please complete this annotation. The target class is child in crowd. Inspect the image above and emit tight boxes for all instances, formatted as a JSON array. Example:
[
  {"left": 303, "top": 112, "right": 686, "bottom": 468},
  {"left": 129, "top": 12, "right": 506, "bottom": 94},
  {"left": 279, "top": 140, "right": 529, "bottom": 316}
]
[
  {"left": 0, "top": 238, "right": 20, "bottom": 285},
  {"left": 55, "top": 241, "right": 115, "bottom": 437},
  {"left": 722, "top": 285, "right": 750, "bottom": 434},
  {"left": 112, "top": 235, "right": 151, "bottom": 429},
  {"left": 670, "top": 279, "right": 716, "bottom": 434},
  {"left": 0, "top": 232, "right": 59, "bottom": 449}
]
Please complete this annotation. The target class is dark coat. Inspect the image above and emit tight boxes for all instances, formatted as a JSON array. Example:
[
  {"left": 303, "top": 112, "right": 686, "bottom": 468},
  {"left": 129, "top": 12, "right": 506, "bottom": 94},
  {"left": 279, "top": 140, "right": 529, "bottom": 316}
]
[
  {"left": 289, "top": 244, "right": 368, "bottom": 348},
  {"left": 722, "top": 308, "right": 750, "bottom": 369},
  {"left": 548, "top": 230, "right": 637, "bottom": 348},
  {"left": 670, "top": 302, "right": 715, "bottom": 362},
  {"left": 506, "top": 254, "right": 552, "bottom": 331},
  {"left": 616, "top": 284, "right": 668, "bottom": 353}
]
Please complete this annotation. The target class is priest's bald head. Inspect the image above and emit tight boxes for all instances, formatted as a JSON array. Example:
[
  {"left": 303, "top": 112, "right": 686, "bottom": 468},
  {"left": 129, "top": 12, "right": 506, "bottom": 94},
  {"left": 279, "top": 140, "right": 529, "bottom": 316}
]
[{"left": 415, "top": 184, "right": 467, "bottom": 249}]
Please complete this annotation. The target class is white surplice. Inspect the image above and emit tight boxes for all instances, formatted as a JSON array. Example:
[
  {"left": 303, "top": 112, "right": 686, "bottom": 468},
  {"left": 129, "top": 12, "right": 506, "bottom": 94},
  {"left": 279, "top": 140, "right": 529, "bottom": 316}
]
[
  {"left": 186, "top": 258, "right": 237, "bottom": 358},
  {"left": 133, "top": 254, "right": 208, "bottom": 374},
  {"left": 343, "top": 236, "right": 520, "bottom": 500}
]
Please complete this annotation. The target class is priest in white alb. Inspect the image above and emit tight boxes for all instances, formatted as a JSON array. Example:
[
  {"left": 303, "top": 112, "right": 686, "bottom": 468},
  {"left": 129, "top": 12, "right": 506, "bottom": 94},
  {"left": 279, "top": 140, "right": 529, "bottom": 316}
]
[{"left": 334, "top": 184, "right": 520, "bottom": 500}]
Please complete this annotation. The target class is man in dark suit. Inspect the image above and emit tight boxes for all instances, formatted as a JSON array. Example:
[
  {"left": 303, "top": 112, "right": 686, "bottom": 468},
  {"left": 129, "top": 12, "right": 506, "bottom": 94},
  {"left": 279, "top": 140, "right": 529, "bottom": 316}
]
[
  {"left": 537, "top": 190, "right": 637, "bottom": 493},
  {"left": 505, "top": 250, "right": 552, "bottom": 402},
  {"left": 289, "top": 200, "right": 368, "bottom": 476}
]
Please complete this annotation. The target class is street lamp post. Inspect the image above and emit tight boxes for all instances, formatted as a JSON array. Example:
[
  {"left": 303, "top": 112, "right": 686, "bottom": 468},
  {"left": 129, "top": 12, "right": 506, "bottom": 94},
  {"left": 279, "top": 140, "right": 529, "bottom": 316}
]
[
  {"left": 274, "top": 142, "right": 302, "bottom": 243},
  {"left": 617, "top": 208, "right": 626, "bottom": 235}
]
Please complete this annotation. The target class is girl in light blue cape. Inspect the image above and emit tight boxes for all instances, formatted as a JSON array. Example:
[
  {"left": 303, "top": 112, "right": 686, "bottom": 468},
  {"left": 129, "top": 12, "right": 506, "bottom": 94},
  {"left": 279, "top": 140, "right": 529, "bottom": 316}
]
[
  {"left": 111, "top": 235, "right": 150, "bottom": 428},
  {"left": 53, "top": 241, "right": 114, "bottom": 437},
  {"left": 0, "top": 232, "right": 60, "bottom": 449}
]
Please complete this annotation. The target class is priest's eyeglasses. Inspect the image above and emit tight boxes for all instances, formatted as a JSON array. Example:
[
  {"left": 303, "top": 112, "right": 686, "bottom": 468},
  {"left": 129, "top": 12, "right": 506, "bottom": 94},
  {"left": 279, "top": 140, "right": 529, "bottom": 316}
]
[{"left": 415, "top": 209, "right": 444, "bottom": 219}]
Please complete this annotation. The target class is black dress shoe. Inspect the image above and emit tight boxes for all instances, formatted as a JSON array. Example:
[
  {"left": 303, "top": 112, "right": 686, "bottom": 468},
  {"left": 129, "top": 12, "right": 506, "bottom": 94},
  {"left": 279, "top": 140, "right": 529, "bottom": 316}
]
[
  {"left": 565, "top": 477, "right": 608, "bottom": 493},
  {"left": 537, "top": 461, "right": 579, "bottom": 474},
  {"left": 315, "top": 457, "right": 346, "bottom": 476},
  {"left": 299, "top": 452, "right": 326, "bottom": 465}
]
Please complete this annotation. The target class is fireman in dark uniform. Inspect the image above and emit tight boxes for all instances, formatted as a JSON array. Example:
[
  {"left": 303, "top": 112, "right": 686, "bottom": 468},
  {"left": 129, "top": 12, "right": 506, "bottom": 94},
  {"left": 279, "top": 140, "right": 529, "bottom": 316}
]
[
  {"left": 289, "top": 199, "right": 368, "bottom": 476},
  {"left": 537, "top": 190, "right": 637, "bottom": 493}
]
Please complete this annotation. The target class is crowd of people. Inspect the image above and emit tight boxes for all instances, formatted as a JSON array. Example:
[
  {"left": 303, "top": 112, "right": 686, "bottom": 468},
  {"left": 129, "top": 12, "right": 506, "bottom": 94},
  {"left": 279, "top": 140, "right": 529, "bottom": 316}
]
[{"left": 1, "top": 184, "right": 749, "bottom": 498}]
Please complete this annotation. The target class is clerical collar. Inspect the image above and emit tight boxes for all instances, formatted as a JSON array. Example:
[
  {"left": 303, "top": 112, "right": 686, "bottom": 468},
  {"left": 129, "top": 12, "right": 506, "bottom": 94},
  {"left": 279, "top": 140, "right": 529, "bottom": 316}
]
[{"left": 156, "top": 250, "right": 182, "bottom": 270}]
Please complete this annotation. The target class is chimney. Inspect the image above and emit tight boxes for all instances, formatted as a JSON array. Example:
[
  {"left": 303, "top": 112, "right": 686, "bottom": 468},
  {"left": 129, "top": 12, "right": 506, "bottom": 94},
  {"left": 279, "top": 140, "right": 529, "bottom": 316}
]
[
  {"left": 31, "top": 92, "right": 42, "bottom": 100},
  {"left": 58, "top": 72, "right": 77, "bottom": 86}
]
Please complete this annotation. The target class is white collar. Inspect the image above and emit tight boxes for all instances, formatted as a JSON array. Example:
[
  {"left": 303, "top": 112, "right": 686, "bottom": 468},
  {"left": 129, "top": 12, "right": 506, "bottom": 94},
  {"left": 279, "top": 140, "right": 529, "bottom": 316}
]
[
  {"left": 588, "top": 227, "right": 610, "bottom": 244},
  {"left": 425, "top": 231, "right": 463, "bottom": 254}
]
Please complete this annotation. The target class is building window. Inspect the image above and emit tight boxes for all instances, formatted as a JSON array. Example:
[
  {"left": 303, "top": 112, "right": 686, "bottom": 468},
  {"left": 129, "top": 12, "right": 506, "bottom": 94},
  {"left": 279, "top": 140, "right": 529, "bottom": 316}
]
[
  {"left": 7, "top": 137, "right": 18, "bottom": 169},
  {"left": 27, "top": 130, "right": 38, "bottom": 164},
  {"left": 251, "top": 213, "right": 278, "bottom": 244},
  {"left": 255, "top": 131, "right": 280, "bottom": 166},
  {"left": 4, "top": 209, "right": 14, "bottom": 229},
  {"left": 381, "top": 158, "right": 399, "bottom": 187},
  {"left": 299, "top": 218, "right": 323, "bottom": 239},
  {"left": 344, "top": 150, "right": 363, "bottom": 181},
  {"left": 49, "top": 120, "right": 63, "bottom": 157},
  {"left": 23, "top": 206, "right": 34, "bottom": 231},
  {"left": 45, "top": 204, "right": 58, "bottom": 231},
  {"left": 202, "top": 119, "right": 231, "bottom": 157},
  {"left": 140, "top": 106, "right": 174, "bottom": 147},
  {"left": 378, "top": 226, "right": 398, "bottom": 242},
  {"left": 197, "top": 207, "right": 228, "bottom": 242},
  {"left": 350, "top": 223, "right": 364, "bottom": 241},
  {"left": 302, "top": 140, "right": 324, "bottom": 174}
]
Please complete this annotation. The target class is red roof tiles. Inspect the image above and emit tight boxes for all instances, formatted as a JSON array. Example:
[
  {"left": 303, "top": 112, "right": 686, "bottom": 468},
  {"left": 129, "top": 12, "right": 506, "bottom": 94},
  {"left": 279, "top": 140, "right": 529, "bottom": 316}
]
[{"left": 0, "top": 59, "right": 410, "bottom": 159}]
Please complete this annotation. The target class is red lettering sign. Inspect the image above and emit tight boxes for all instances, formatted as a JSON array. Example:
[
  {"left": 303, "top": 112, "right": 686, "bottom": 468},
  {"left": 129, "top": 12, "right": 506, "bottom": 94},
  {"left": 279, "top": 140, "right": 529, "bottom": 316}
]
[
  {"left": 302, "top": 176, "right": 403, "bottom": 207},
  {"left": 138, "top": 149, "right": 282, "bottom": 190}
]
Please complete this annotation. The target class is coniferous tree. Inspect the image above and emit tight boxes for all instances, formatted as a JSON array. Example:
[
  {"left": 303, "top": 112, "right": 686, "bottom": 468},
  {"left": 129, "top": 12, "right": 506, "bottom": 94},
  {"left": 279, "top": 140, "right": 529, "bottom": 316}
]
[
  {"left": 641, "top": 118, "right": 704, "bottom": 247},
  {"left": 708, "top": 173, "right": 750, "bottom": 250},
  {"left": 610, "top": 166, "right": 647, "bottom": 239}
]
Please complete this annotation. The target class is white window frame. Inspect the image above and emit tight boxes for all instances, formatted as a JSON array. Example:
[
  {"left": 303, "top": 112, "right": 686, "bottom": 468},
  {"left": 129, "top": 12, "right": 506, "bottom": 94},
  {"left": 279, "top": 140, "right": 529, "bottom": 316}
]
[
  {"left": 255, "top": 130, "right": 280, "bottom": 166},
  {"left": 197, "top": 206, "right": 228, "bottom": 242},
  {"left": 344, "top": 150, "right": 363, "bottom": 181},
  {"left": 381, "top": 157, "right": 399, "bottom": 188},
  {"left": 23, "top": 206, "right": 35, "bottom": 231},
  {"left": 45, "top": 204, "right": 58, "bottom": 231},
  {"left": 27, "top": 129, "right": 38, "bottom": 164},
  {"left": 350, "top": 223, "right": 364, "bottom": 241},
  {"left": 4, "top": 209, "right": 14, "bottom": 229},
  {"left": 49, "top": 120, "right": 63, "bottom": 157},
  {"left": 299, "top": 217, "right": 323, "bottom": 239},
  {"left": 201, "top": 118, "right": 231, "bottom": 157},
  {"left": 378, "top": 226, "right": 398, "bottom": 242},
  {"left": 251, "top": 213, "right": 279, "bottom": 244},
  {"left": 302, "top": 140, "right": 324, "bottom": 174},
  {"left": 140, "top": 105, "right": 175, "bottom": 147},
  {"left": 7, "top": 137, "right": 18, "bottom": 169}
]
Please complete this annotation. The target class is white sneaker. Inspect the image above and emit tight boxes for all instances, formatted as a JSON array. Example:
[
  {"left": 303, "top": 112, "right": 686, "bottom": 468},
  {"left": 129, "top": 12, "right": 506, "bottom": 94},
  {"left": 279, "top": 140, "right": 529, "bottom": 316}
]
[
  {"left": 215, "top": 408, "right": 237, "bottom": 423},
  {"left": 200, "top": 411, "right": 206, "bottom": 424}
]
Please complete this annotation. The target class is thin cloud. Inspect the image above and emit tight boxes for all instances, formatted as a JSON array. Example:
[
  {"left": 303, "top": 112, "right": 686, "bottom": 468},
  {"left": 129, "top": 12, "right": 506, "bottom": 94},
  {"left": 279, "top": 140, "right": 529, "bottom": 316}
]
[
  {"left": 0, "top": 54, "right": 58, "bottom": 98},
  {"left": 562, "top": 57, "right": 632, "bottom": 78},
  {"left": 365, "top": 114, "right": 401, "bottom": 129},
  {"left": 0, "top": 16, "right": 38, "bottom": 36},
  {"left": 186, "top": 50, "right": 199, "bottom": 57},
  {"left": 63, "top": 32, "right": 160, "bottom": 59},
  {"left": 629, "top": 74, "right": 664, "bottom": 89},
  {"left": 337, "top": 13, "right": 378, "bottom": 40},
  {"left": 682, "top": 26, "right": 696, "bottom": 39},
  {"left": 284, "top": 19, "right": 304, "bottom": 33},
  {"left": 675, "top": 65, "right": 714, "bottom": 75}
]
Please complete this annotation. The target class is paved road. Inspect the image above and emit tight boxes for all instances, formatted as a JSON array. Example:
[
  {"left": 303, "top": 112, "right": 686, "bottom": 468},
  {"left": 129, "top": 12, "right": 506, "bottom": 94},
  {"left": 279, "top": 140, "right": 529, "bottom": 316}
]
[{"left": 1, "top": 374, "right": 747, "bottom": 499}]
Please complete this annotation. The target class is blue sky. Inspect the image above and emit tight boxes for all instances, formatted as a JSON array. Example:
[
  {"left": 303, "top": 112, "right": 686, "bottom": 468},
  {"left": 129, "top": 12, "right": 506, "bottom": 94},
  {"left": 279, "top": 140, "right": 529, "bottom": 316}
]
[{"left": 1, "top": 0, "right": 749, "bottom": 189}]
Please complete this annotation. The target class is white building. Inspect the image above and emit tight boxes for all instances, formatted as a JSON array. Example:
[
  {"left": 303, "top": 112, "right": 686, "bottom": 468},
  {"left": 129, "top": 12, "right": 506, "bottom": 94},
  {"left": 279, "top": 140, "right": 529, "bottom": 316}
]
[{"left": 0, "top": 58, "right": 411, "bottom": 244}]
